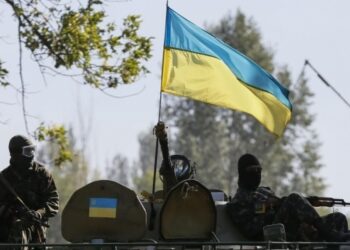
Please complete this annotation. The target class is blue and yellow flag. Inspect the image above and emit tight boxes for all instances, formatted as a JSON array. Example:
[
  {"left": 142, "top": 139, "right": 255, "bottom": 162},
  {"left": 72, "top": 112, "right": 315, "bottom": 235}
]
[
  {"left": 161, "top": 7, "right": 292, "bottom": 137},
  {"left": 89, "top": 198, "right": 117, "bottom": 218}
]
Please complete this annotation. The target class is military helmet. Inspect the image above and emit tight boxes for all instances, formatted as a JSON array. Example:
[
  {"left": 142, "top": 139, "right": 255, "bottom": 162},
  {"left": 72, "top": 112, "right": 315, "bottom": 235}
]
[{"left": 170, "top": 154, "right": 195, "bottom": 182}]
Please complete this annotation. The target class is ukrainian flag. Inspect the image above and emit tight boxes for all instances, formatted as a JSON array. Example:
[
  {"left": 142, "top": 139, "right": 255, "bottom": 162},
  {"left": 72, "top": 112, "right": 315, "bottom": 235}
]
[
  {"left": 89, "top": 198, "right": 117, "bottom": 218},
  {"left": 162, "top": 7, "right": 292, "bottom": 137}
]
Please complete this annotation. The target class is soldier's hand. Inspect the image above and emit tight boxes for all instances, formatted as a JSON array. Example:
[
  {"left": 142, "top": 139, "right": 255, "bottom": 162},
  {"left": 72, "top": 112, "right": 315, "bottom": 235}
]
[
  {"left": 267, "top": 196, "right": 282, "bottom": 209},
  {"left": 22, "top": 209, "right": 42, "bottom": 222},
  {"left": 154, "top": 121, "right": 167, "bottom": 140}
]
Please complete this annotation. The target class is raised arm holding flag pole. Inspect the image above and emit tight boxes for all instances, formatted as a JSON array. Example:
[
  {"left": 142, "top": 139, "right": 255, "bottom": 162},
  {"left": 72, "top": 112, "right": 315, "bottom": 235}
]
[{"left": 149, "top": 3, "right": 293, "bottom": 229}]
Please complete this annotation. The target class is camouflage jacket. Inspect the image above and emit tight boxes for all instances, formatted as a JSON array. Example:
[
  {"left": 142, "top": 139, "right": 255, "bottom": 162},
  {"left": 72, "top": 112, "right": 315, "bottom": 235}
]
[
  {"left": 0, "top": 161, "right": 59, "bottom": 220},
  {"left": 226, "top": 186, "right": 279, "bottom": 240}
]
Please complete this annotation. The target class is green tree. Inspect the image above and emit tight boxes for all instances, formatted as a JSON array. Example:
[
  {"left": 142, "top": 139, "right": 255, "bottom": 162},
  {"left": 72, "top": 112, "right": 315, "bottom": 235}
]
[
  {"left": 159, "top": 10, "right": 325, "bottom": 196},
  {"left": 106, "top": 153, "right": 131, "bottom": 187},
  {"left": 36, "top": 128, "right": 90, "bottom": 243},
  {"left": 1, "top": 0, "right": 152, "bottom": 165},
  {"left": 133, "top": 168, "right": 162, "bottom": 194},
  {"left": 136, "top": 126, "right": 157, "bottom": 174},
  {"left": 133, "top": 126, "right": 162, "bottom": 193},
  {"left": 0, "top": 60, "right": 9, "bottom": 87},
  {"left": 162, "top": 101, "right": 230, "bottom": 190},
  {"left": 2, "top": 0, "right": 152, "bottom": 88}
]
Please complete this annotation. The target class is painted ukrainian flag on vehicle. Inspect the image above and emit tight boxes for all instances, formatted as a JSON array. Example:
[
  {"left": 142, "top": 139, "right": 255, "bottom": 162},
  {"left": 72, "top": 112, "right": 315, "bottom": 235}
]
[
  {"left": 162, "top": 8, "right": 292, "bottom": 137},
  {"left": 89, "top": 198, "right": 117, "bottom": 218}
]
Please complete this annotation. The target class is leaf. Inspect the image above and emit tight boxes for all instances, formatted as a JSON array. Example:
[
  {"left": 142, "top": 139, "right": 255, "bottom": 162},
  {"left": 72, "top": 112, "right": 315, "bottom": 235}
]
[{"left": 34, "top": 123, "right": 73, "bottom": 167}]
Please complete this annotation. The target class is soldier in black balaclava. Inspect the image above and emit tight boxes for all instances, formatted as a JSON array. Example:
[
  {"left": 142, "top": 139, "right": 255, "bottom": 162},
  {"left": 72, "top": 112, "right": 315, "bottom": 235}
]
[
  {"left": 227, "top": 153, "right": 350, "bottom": 242},
  {"left": 237, "top": 153, "right": 262, "bottom": 190},
  {"left": 0, "top": 135, "right": 59, "bottom": 244},
  {"left": 9, "top": 135, "right": 36, "bottom": 171}
]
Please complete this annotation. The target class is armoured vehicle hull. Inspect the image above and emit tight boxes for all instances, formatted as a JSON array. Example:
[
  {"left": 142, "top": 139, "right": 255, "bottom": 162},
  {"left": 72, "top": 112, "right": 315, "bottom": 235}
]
[{"left": 58, "top": 179, "right": 350, "bottom": 250}]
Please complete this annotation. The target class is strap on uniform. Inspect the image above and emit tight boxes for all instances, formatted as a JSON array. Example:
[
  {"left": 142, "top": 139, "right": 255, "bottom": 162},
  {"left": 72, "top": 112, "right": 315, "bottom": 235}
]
[{"left": 0, "top": 172, "right": 29, "bottom": 210}]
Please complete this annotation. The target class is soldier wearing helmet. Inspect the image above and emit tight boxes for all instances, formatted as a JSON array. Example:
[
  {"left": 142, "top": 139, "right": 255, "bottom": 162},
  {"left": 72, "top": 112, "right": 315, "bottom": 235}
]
[
  {"left": 154, "top": 122, "right": 195, "bottom": 196},
  {"left": 0, "top": 135, "right": 59, "bottom": 244},
  {"left": 227, "top": 153, "right": 350, "bottom": 242}
]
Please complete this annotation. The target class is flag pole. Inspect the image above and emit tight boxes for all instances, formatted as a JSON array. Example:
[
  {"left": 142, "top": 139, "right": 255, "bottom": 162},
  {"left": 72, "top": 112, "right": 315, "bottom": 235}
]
[
  {"left": 148, "top": 0, "right": 168, "bottom": 231},
  {"left": 151, "top": 87, "right": 163, "bottom": 199}
]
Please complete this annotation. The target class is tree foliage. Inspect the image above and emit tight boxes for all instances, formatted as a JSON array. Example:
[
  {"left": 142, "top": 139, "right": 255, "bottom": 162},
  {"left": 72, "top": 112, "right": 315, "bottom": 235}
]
[
  {"left": 35, "top": 123, "right": 73, "bottom": 166},
  {"left": 36, "top": 128, "right": 90, "bottom": 242},
  {"left": 137, "top": 10, "right": 325, "bottom": 197},
  {"left": 1, "top": 0, "right": 153, "bottom": 166},
  {"left": 3, "top": 0, "right": 152, "bottom": 88},
  {"left": 136, "top": 126, "right": 157, "bottom": 174},
  {"left": 0, "top": 60, "right": 9, "bottom": 87},
  {"left": 106, "top": 153, "right": 131, "bottom": 187},
  {"left": 133, "top": 126, "right": 162, "bottom": 193}
]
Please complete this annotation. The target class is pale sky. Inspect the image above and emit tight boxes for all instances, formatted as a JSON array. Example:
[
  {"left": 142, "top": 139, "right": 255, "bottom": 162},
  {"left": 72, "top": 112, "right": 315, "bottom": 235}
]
[{"left": 1, "top": 0, "right": 350, "bottom": 206}]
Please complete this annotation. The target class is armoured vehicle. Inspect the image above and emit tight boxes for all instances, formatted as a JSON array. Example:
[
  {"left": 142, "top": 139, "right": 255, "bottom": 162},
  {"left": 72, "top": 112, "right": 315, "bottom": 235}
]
[
  {"left": 60, "top": 123, "right": 350, "bottom": 250},
  {"left": 62, "top": 122, "right": 246, "bottom": 246}
]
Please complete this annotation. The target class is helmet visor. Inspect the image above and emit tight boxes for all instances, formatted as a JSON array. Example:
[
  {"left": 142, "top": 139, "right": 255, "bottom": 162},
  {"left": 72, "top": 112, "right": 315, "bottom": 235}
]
[{"left": 22, "top": 145, "right": 36, "bottom": 158}]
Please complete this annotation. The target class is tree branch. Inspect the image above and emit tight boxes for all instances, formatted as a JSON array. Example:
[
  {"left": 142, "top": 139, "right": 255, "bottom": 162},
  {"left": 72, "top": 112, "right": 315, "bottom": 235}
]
[
  {"left": 4, "top": 0, "right": 66, "bottom": 66},
  {"left": 97, "top": 84, "right": 146, "bottom": 99},
  {"left": 17, "top": 18, "right": 30, "bottom": 135}
]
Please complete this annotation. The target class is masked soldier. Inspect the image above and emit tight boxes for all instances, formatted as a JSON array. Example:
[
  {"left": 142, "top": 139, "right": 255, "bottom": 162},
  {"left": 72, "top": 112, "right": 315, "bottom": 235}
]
[
  {"left": 0, "top": 135, "right": 59, "bottom": 244},
  {"left": 226, "top": 153, "right": 350, "bottom": 242}
]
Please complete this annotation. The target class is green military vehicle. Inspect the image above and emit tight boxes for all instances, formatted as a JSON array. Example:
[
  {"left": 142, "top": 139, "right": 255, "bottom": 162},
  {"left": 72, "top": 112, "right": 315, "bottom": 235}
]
[
  {"left": 59, "top": 122, "right": 350, "bottom": 250},
  {"left": 62, "top": 122, "right": 247, "bottom": 248}
]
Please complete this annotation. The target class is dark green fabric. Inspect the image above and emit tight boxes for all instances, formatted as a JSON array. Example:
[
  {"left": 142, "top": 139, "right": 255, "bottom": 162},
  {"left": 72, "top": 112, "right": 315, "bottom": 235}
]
[
  {"left": 0, "top": 161, "right": 59, "bottom": 243},
  {"left": 227, "top": 188, "right": 349, "bottom": 241},
  {"left": 226, "top": 186, "right": 276, "bottom": 240}
]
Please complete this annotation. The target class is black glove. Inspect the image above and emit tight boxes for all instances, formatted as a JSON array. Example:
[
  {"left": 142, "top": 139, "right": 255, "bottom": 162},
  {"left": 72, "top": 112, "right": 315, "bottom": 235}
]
[{"left": 22, "top": 209, "right": 42, "bottom": 222}]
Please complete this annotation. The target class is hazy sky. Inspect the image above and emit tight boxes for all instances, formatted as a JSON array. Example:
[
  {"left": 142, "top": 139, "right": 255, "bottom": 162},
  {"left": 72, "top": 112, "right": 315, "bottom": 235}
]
[{"left": 1, "top": 1, "right": 350, "bottom": 204}]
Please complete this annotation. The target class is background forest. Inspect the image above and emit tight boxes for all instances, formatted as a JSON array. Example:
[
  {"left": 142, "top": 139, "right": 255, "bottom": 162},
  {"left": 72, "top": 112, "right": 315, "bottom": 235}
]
[
  {"left": 2, "top": 0, "right": 348, "bottom": 244},
  {"left": 38, "top": 10, "right": 325, "bottom": 242}
]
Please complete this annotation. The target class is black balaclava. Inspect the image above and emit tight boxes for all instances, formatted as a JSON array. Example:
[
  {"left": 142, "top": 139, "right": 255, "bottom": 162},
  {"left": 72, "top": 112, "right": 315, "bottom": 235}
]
[
  {"left": 9, "top": 135, "right": 34, "bottom": 171},
  {"left": 238, "top": 153, "right": 261, "bottom": 190}
]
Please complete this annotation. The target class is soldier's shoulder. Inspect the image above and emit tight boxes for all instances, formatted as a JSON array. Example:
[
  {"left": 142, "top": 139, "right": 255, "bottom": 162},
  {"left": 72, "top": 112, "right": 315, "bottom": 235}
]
[
  {"left": 231, "top": 188, "right": 251, "bottom": 202},
  {"left": 1, "top": 165, "right": 11, "bottom": 174},
  {"left": 33, "top": 162, "right": 52, "bottom": 178},
  {"left": 0, "top": 166, "right": 12, "bottom": 178},
  {"left": 257, "top": 186, "right": 274, "bottom": 193}
]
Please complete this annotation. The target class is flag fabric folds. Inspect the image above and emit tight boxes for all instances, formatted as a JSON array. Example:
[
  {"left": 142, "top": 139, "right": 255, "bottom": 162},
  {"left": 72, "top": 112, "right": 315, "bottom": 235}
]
[{"left": 161, "top": 7, "right": 292, "bottom": 137}]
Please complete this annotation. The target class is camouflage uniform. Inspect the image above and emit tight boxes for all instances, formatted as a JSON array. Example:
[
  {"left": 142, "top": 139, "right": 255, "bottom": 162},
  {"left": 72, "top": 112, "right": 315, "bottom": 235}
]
[
  {"left": 273, "top": 193, "right": 348, "bottom": 241},
  {"left": 272, "top": 193, "right": 320, "bottom": 241},
  {"left": 0, "top": 161, "right": 59, "bottom": 243},
  {"left": 226, "top": 187, "right": 348, "bottom": 241},
  {"left": 226, "top": 186, "right": 277, "bottom": 240}
]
